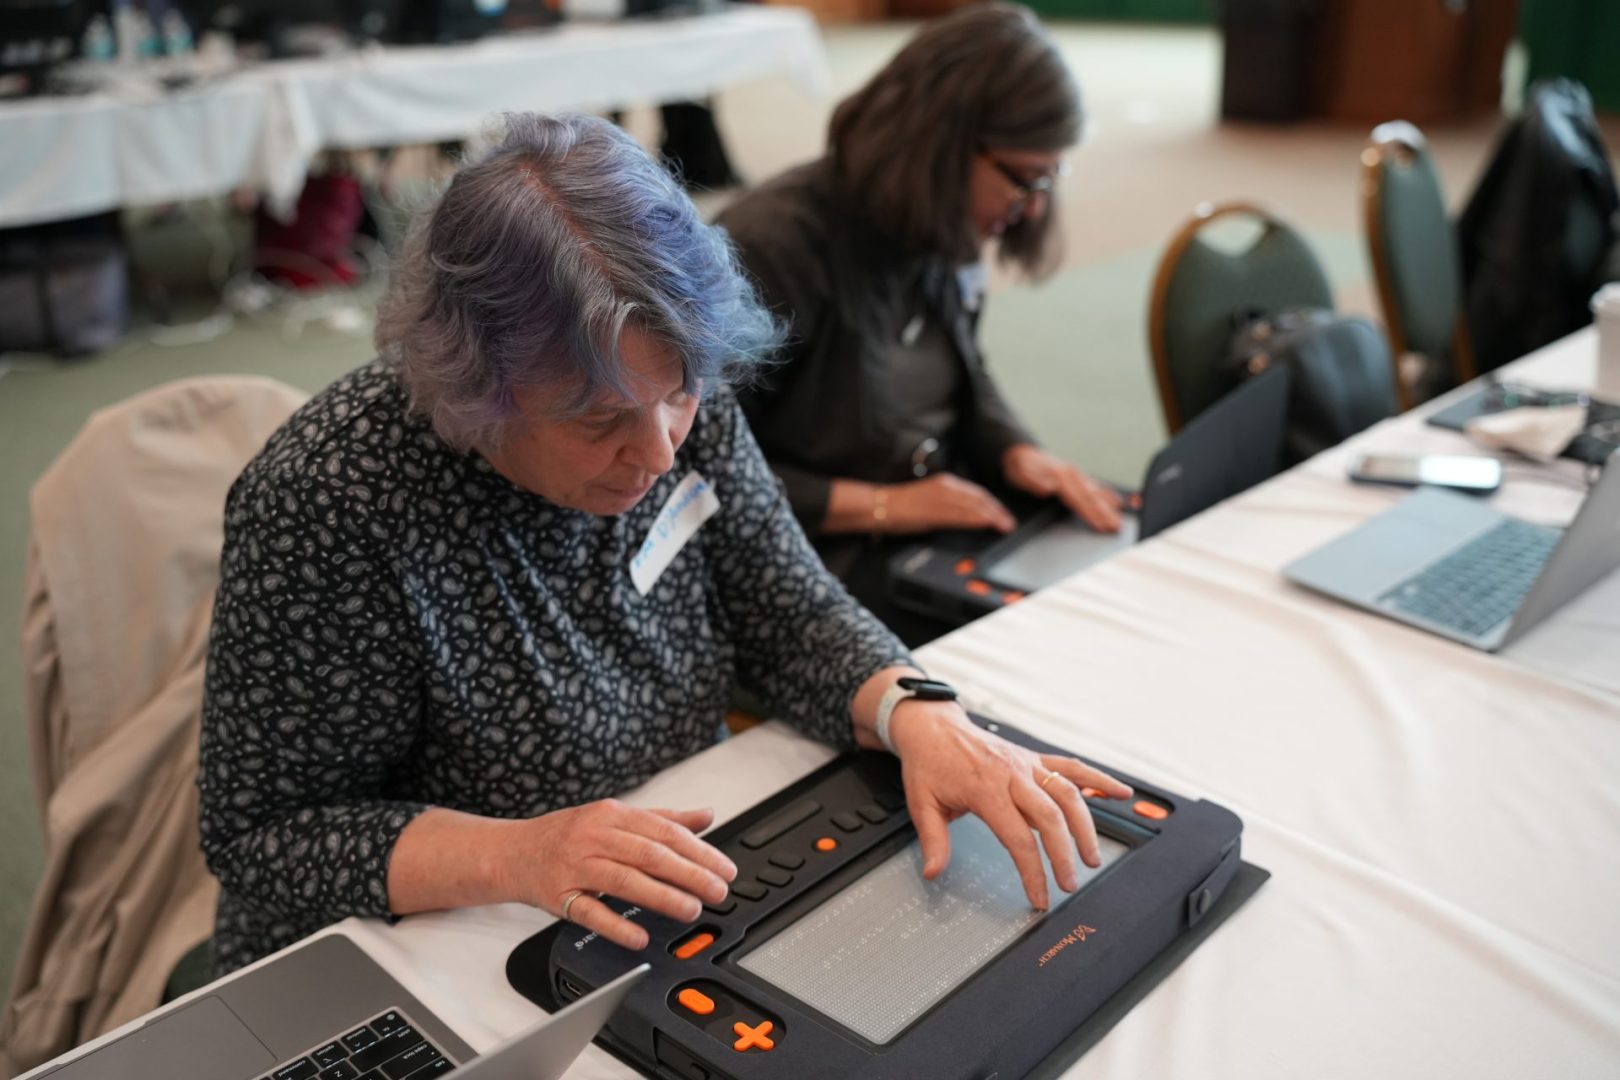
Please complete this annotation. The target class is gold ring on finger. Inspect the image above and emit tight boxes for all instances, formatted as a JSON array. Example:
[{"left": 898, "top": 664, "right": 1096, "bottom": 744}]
[
  {"left": 1039, "top": 771, "right": 1063, "bottom": 792},
  {"left": 560, "top": 889, "right": 585, "bottom": 921}
]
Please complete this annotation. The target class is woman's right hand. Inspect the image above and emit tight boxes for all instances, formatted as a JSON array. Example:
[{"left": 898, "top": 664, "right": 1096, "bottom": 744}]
[
  {"left": 886, "top": 473, "right": 1017, "bottom": 534},
  {"left": 502, "top": 800, "right": 737, "bottom": 950}
]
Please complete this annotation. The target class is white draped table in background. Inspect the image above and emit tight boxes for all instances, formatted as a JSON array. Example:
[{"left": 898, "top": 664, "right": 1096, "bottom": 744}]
[
  {"left": 26, "top": 329, "right": 1620, "bottom": 1079},
  {"left": 0, "top": 5, "right": 829, "bottom": 228}
]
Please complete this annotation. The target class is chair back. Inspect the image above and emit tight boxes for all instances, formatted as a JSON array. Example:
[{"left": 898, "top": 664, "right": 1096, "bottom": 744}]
[
  {"left": 1362, "top": 120, "right": 1476, "bottom": 409},
  {"left": 1148, "top": 201, "right": 1333, "bottom": 433}
]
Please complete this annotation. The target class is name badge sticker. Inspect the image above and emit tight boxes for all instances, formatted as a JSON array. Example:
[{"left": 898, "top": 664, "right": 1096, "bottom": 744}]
[{"left": 630, "top": 470, "right": 720, "bottom": 596}]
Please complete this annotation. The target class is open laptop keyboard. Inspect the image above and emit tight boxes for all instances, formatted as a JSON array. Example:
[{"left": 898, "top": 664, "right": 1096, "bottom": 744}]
[
  {"left": 262, "top": 1008, "right": 455, "bottom": 1080},
  {"left": 1378, "top": 518, "right": 1561, "bottom": 639}
]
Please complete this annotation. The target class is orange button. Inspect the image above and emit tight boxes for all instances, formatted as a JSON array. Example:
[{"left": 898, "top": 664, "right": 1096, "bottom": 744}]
[
  {"left": 1132, "top": 800, "right": 1169, "bottom": 821},
  {"left": 733, "top": 1020, "right": 776, "bottom": 1052},
  {"left": 815, "top": 837, "right": 838, "bottom": 852},
  {"left": 1002, "top": 590, "right": 1026, "bottom": 604},
  {"left": 953, "top": 558, "right": 976, "bottom": 576},
  {"left": 966, "top": 580, "right": 993, "bottom": 596},
  {"left": 678, "top": 988, "right": 715, "bottom": 1016},
  {"left": 1079, "top": 786, "right": 1102, "bottom": 799},
  {"left": 674, "top": 931, "right": 715, "bottom": 960}
]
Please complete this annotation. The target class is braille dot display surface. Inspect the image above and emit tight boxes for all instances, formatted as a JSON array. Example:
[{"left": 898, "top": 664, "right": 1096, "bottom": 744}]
[{"left": 737, "top": 816, "right": 1130, "bottom": 1044}]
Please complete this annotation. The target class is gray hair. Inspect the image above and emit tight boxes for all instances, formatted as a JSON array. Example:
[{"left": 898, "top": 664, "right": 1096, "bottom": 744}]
[
  {"left": 376, "top": 112, "right": 783, "bottom": 450},
  {"left": 829, "top": 3, "right": 1081, "bottom": 275}
]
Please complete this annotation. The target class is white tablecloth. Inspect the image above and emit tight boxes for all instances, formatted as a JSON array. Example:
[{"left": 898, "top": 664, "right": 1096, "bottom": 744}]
[
  {"left": 0, "top": 6, "right": 829, "bottom": 228},
  {"left": 29, "top": 329, "right": 1620, "bottom": 1079}
]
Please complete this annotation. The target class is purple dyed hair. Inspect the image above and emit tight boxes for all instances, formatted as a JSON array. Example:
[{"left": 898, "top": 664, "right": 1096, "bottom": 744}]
[{"left": 376, "top": 112, "right": 783, "bottom": 449}]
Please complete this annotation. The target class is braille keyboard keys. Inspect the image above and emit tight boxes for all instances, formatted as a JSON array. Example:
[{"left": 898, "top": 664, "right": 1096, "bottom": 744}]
[
  {"left": 705, "top": 896, "right": 737, "bottom": 916},
  {"left": 767, "top": 851, "right": 804, "bottom": 870},
  {"left": 857, "top": 803, "right": 889, "bottom": 824},
  {"left": 874, "top": 789, "right": 906, "bottom": 812},
  {"left": 831, "top": 812, "right": 863, "bottom": 833},
  {"left": 740, "top": 800, "right": 822, "bottom": 849},
  {"left": 731, "top": 880, "right": 768, "bottom": 901},
  {"left": 757, "top": 867, "right": 793, "bottom": 888}
]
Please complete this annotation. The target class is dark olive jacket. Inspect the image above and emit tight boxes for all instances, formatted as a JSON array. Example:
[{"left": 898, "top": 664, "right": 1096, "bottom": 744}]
[{"left": 717, "top": 159, "right": 1034, "bottom": 535}]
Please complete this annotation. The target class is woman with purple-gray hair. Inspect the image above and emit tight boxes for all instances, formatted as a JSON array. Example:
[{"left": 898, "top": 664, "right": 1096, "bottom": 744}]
[{"left": 197, "top": 112, "right": 1130, "bottom": 976}]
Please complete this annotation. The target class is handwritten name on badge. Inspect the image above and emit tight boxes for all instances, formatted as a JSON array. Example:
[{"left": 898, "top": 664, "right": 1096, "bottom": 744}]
[{"left": 630, "top": 470, "right": 720, "bottom": 596}]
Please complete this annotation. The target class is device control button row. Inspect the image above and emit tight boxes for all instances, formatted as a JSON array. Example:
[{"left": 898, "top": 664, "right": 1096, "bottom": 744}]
[
  {"left": 767, "top": 851, "right": 805, "bottom": 870},
  {"left": 831, "top": 812, "right": 863, "bottom": 833},
  {"left": 739, "top": 800, "right": 822, "bottom": 849},
  {"left": 856, "top": 803, "right": 889, "bottom": 825},
  {"left": 678, "top": 988, "right": 717, "bottom": 1016},
  {"left": 757, "top": 867, "right": 793, "bottom": 888},
  {"left": 674, "top": 931, "right": 717, "bottom": 960},
  {"left": 731, "top": 880, "right": 768, "bottom": 902},
  {"left": 732, "top": 1020, "right": 776, "bottom": 1053}
]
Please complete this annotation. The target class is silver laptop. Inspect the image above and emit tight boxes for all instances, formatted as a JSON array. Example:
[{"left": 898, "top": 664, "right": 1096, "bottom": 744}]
[
  {"left": 1283, "top": 450, "right": 1620, "bottom": 651},
  {"left": 35, "top": 933, "right": 644, "bottom": 1080},
  {"left": 974, "top": 364, "right": 1292, "bottom": 594}
]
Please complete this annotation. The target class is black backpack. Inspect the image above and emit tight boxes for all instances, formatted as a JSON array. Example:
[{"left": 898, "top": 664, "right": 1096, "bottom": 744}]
[
  {"left": 1226, "top": 308, "right": 1398, "bottom": 464},
  {"left": 1459, "top": 79, "right": 1620, "bottom": 373}
]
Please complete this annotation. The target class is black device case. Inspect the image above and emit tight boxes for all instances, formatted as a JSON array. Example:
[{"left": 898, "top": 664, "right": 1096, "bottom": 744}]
[{"left": 507, "top": 717, "right": 1255, "bottom": 1080}]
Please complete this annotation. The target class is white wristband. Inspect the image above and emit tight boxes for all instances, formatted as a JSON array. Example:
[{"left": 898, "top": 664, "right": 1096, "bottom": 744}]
[{"left": 873, "top": 682, "right": 912, "bottom": 755}]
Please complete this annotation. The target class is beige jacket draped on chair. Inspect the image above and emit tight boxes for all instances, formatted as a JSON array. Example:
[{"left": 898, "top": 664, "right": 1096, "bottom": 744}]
[{"left": 2, "top": 376, "right": 308, "bottom": 1076}]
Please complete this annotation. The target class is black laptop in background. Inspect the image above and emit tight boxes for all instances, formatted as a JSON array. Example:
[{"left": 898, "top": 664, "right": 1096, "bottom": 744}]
[{"left": 890, "top": 365, "right": 1292, "bottom": 625}]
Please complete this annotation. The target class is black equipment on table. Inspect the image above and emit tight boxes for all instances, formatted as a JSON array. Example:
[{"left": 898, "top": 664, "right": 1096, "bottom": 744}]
[{"left": 507, "top": 716, "right": 1265, "bottom": 1080}]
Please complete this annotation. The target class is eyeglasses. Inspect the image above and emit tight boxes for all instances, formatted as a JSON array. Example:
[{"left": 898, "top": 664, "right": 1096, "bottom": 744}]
[{"left": 982, "top": 154, "right": 1070, "bottom": 204}]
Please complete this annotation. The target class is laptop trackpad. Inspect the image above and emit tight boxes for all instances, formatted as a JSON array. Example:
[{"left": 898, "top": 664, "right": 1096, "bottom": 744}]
[{"left": 42, "top": 995, "right": 274, "bottom": 1080}]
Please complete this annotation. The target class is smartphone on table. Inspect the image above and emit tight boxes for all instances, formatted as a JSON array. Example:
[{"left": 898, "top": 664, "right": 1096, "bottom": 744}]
[{"left": 1346, "top": 453, "right": 1503, "bottom": 494}]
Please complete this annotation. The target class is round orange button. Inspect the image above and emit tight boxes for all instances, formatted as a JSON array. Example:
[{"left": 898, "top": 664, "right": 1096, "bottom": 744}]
[{"left": 814, "top": 837, "right": 837, "bottom": 852}]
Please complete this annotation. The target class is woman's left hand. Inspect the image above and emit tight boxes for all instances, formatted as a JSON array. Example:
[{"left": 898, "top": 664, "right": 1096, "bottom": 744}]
[
  {"left": 1003, "top": 443, "right": 1123, "bottom": 533},
  {"left": 887, "top": 702, "right": 1132, "bottom": 911}
]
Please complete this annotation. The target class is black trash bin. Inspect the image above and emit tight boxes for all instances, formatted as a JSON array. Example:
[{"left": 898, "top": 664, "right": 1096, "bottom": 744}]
[{"left": 1217, "top": 0, "right": 1323, "bottom": 122}]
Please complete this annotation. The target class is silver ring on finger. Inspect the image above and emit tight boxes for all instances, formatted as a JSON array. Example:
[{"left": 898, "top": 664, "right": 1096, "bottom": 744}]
[{"left": 560, "top": 889, "right": 585, "bottom": 921}]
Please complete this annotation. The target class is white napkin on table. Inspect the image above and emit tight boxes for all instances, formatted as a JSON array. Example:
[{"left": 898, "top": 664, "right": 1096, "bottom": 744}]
[{"left": 1464, "top": 404, "right": 1586, "bottom": 462}]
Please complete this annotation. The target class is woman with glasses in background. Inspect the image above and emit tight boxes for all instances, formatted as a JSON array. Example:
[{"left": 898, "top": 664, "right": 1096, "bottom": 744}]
[{"left": 718, "top": 2, "right": 1121, "bottom": 646}]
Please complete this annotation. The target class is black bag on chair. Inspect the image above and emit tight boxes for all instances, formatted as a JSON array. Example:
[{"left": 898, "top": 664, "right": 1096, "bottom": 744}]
[{"left": 1226, "top": 308, "right": 1397, "bottom": 464}]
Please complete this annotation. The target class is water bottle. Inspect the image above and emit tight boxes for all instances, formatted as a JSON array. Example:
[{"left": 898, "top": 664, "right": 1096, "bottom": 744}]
[
  {"left": 81, "top": 14, "right": 117, "bottom": 61},
  {"left": 161, "top": 9, "right": 194, "bottom": 55}
]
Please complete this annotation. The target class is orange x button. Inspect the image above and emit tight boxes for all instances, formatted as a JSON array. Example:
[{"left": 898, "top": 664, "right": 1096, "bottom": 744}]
[{"left": 733, "top": 1020, "right": 776, "bottom": 1052}]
